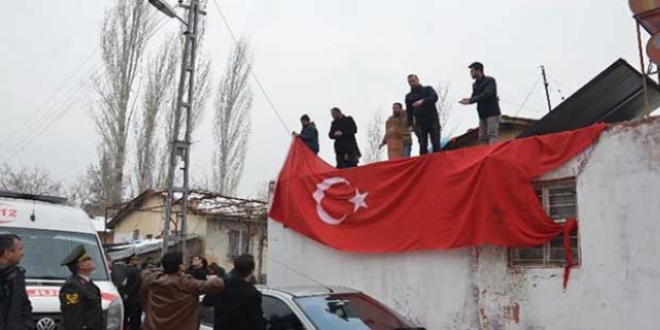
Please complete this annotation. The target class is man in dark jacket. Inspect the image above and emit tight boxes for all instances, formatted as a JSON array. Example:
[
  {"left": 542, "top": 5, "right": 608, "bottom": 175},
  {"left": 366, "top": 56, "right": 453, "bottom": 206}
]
[
  {"left": 59, "top": 245, "right": 104, "bottom": 330},
  {"left": 203, "top": 254, "right": 266, "bottom": 330},
  {"left": 186, "top": 255, "right": 209, "bottom": 281},
  {"left": 0, "top": 234, "right": 34, "bottom": 330},
  {"left": 328, "top": 107, "right": 361, "bottom": 168},
  {"left": 294, "top": 114, "right": 319, "bottom": 154},
  {"left": 121, "top": 255, "right": 142, "bottom": 330},
  {"left": 460, "top": 62, "right": 502, "bottom": 145},
  {"left": 405, "top": 74, "right": 441, "bottom": 155}
]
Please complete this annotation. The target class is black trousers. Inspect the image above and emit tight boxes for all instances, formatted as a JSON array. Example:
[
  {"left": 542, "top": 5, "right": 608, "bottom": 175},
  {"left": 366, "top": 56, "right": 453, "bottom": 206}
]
[
  {"left": 124, "top": 301, "right": 142, "bottom": 330},
  {"left": 415, "top": 120, "right": 441, "bottom": 155},
  {"left": 336, "top": 152, "right": 359, "bottom": 169}
]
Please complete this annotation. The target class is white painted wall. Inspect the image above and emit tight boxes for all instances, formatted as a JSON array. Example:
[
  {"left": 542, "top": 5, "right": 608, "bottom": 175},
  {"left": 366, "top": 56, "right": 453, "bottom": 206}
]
[{"left": 268, "top": 118, "right": 660, "bottom": 330}]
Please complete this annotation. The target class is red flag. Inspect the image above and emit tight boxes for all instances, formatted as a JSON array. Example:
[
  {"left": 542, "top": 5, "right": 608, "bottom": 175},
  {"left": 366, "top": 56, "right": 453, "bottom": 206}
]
[{"left": 269, "top": 124, "right": 606, "bottom": 253}]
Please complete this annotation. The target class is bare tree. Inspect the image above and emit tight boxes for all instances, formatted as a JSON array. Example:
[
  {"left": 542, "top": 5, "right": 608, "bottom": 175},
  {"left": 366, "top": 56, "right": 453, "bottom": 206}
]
[
  {"left": 0, "top": 164, "right": 64, "bottom": 196},
  {"left": 135, "top": 39, "right": 177, "bottom": 193},
  {"left": 93, "top": 0, "right": 155, "bottom": 205},
  {"left": 212, "top": 39, "right": 253, "bottom": 196},
  {"left": 363, "top": 110, "right": 385, "bottom": 164},
  {"left": 436, "top": 83, "right": 455, "bottom": 140}
]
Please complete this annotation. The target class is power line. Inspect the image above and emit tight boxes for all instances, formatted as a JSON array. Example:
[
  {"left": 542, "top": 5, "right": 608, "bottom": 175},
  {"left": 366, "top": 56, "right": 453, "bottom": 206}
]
[
  {"left": 513, "top": 76, "right": 542, "bottom": 118},
  {"left": 210, "top": 0, "right": 290, "bottom": 134}
]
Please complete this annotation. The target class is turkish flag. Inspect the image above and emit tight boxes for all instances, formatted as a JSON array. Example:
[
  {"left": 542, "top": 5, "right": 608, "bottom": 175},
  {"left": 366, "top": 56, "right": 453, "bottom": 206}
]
[{"left": 269, "top": 124, "right": 606, "bottom": 253}]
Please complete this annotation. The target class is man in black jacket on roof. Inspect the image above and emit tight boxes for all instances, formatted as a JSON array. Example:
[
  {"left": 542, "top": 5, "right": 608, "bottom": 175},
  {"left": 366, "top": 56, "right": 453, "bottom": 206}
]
[
  {"left": 460, "top": 62, "right": 502, "bottom": 145},
  {"left": 405, "top": 74, "right": 441, "bottom": 155},
  {"left": 328, "top": 107, "right": 361, "bottom": 168}
]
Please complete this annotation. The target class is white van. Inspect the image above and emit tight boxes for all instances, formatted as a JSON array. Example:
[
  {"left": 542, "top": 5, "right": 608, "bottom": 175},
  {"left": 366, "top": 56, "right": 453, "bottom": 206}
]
[{"left": 0, "top": 191, "right": 123, "bottom": 330}]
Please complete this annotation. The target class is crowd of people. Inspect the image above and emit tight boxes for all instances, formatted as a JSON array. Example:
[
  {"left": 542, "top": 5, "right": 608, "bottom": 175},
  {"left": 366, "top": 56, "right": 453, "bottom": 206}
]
[
  {"left": 0, "top": 233, "right": 265, "bottom": 330},
  {"left": 294, "top": 62, "right": 502, "bottom": 165}
]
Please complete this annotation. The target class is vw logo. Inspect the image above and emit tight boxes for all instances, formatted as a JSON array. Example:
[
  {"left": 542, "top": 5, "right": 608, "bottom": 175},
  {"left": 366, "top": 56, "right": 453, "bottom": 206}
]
[{"left": 36, "top": 317, "right": 56, "bottom": 330}]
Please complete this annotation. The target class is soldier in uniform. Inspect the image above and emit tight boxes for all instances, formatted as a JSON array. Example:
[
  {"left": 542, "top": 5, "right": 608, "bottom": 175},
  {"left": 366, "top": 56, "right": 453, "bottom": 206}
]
[{"left": 59, "top": 245, "right": 104, "bottom": 330}]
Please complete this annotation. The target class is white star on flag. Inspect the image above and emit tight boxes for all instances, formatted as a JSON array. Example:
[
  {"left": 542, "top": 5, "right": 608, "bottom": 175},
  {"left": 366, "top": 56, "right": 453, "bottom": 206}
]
[{"left": 349, "top": 189, "right": 368, "bottom": 212}]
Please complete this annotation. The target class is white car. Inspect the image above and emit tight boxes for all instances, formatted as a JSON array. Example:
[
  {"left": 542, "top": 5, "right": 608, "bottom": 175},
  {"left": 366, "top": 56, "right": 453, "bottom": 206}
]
[
  {"left": 200, "top": 285, "right": 425, "bottom": 330},
  {"left": 0, "top": 191, "right": 123, "bottom": 330}
]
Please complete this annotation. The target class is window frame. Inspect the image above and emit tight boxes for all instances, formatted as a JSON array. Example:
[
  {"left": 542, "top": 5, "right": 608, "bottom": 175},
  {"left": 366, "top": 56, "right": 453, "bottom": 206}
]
[
  {"left": 228, "top": 229, "right": 250, "bottom": 260},
  {"left": 508, "top": 178, "right": 581, "bottom": 269}
]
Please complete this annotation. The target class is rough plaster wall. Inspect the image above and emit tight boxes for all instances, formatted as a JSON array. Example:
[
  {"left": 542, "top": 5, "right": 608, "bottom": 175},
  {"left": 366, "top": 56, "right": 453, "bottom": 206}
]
[{"left": 268, "top": 118, "right": 660, "bottom": 329}]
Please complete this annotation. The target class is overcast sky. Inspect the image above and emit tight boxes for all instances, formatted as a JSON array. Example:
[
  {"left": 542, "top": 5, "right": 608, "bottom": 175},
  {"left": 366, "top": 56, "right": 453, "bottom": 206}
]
[{"left": 0, "top": 0, "right": 643, "bottom": 198}]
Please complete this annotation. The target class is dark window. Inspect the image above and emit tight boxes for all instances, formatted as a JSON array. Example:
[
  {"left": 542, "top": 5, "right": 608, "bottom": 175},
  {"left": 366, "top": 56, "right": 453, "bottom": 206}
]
[
  {"left": 294, "top": 293, "right": 416, "bottom": 330},
  {"left": 510, "top": 179, "right": 580, "bottom": 267},
  {"left": 228, "top": 230, "right": 250, "bottom": 259},
  {"left": 262, "top": 296, "right": 304, "bottom": 330},
  {"left": 0, "top": 227, "right": 108, "bottom": 281}
]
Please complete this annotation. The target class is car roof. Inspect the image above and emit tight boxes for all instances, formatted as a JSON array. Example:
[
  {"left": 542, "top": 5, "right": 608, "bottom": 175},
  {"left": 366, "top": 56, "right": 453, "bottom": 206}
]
[
  {"left": 0, "top": 196, "right": 96, "bottom": 233},
  {"left": 257, "top": 285, "right": 361, "bottom": 298}
]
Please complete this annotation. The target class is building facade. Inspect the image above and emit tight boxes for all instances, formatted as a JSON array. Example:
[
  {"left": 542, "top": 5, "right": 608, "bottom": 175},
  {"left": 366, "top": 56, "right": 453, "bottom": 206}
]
[
  {"left": 107, "top": 191, "right": 268, "bottom": 280},
  {"left": 268, "top": 117, "right": 660, "bottom": 329}
]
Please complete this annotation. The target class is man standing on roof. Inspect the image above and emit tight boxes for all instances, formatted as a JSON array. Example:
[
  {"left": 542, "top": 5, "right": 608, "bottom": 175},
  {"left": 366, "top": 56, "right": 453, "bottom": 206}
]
[
  {"left": 380, "top": 102, "right": 413, "bottom": 159},
  {"left": 405, "top": 74, "right": 441, "bottom": 155},
  {"left": 59, "top": 245, "right": 104, "bottom": 330},
  {"left": 0, "top": 234, "right": 34, "bottom": 330},
  {"left": 460, "top": 62, "right": 502, "bottom": 145},
  {"left": 293, "top": 114, "right": 319, "bottom": 154},
  {"left": 329, "top": 107, "right": 361, "bottom": 168}
]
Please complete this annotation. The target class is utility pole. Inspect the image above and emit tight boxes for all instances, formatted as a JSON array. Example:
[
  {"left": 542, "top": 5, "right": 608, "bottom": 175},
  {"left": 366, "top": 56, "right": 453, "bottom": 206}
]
[
  {"left": 539, "top": 65, "right": 552, "bottom": 112},
  {"left": 151, "top": 0, "right": 204, "bottom": 260}
]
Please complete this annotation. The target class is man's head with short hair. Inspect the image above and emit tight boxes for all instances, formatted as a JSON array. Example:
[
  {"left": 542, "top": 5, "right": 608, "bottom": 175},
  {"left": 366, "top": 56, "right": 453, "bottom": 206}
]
[
  {"left": 191, "top": 255, "right": 204, "bottom": 269},
  {"left": 0, "top": 234, "right": 23, "bottom": 266},
  {"left": 407, "top": 74, "right": 421, "bottom": 89},
  {"left": 233, "top": 254, "right": 256, "bottom": 279},
  {"left": 468, "top": 62, "right": 485, "bottom": 79},
  {"left": 392, "top": 102, "right": 403, "bottom": 115},
  {"left": 330, "top": 107, "right": 343, "bottom": 120},
  {"left": 162, "top": 252, "right": 184, "bottom": 274},
  {"left": 300, "top": 114, "right": 311, "bottom": 126}
]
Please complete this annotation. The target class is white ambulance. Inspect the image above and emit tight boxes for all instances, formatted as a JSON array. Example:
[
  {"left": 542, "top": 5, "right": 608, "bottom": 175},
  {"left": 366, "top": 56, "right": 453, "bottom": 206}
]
[{"left": 0, "top": 191, "right": 123, "bottom": 330}]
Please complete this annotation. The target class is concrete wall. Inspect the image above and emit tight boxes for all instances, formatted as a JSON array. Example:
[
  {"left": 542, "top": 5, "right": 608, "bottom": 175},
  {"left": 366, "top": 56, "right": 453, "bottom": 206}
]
[{"left": 268, "top": 118, "right": 660, "bottom": 329}]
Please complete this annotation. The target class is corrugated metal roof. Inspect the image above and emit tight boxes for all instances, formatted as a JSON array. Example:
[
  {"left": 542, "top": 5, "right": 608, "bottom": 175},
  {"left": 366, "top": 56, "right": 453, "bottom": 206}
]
[{"left": 518, "top": 59, "right": 660, "bottom": 138}]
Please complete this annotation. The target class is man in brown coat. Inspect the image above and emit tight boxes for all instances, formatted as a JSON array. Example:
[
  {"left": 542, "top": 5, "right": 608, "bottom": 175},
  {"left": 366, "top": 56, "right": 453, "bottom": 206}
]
[
  {"left": 141, "top": 252, "right": 224, "bottom": 330},
  {"left": 380, "top": 102, "right": 413, "bottom": 160}
]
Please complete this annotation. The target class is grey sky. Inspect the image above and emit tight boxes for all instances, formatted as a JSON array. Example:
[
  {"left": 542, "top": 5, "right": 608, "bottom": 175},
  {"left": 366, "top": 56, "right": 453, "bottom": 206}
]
[{"left": 0, "top": 0, "right": 642, "bottom": 198}]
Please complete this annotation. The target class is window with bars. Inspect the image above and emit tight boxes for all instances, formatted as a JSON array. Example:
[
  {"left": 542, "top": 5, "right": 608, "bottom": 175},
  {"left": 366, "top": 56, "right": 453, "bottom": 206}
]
[
  {"left": 509, "top": 179, "right": 580, "bottom": 267},
  {"left": 228, "top": 230, "right": 250, "bottom": 260}
]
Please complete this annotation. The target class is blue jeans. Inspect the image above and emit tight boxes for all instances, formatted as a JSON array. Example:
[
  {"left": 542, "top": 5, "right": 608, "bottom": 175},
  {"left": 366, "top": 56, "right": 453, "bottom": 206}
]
[{"left": 403, "top": 143, "right": 412, "bottom": 158}]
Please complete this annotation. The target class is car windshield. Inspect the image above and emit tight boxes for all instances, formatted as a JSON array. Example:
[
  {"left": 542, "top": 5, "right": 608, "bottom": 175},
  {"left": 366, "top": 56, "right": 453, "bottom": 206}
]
[
  {"left": 294, "top": 293, "right": 416, "bottom": 330},
  {"left": 0, "top": 227, "right": 108, "bottom": 281}
]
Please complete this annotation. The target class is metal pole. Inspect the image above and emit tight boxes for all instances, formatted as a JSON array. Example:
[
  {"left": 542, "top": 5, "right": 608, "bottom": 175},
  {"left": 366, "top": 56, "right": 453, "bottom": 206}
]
[
  {"left": 162, "top": 0, "right": 201, "bottom": 259},
  {"left": 637, "top": 22, "right": 651, "bottom": 116},
  {"left": 540, "top": 65, "right": 552, "bottom": 112},
  {"left": 181, "top": 0, "right": 200, "bottom": 265}
]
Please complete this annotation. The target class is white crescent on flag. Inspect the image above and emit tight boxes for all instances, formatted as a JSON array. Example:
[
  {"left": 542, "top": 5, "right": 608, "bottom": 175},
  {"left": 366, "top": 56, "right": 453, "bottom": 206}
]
[{"left": 312, "top": 177, "right": 368, "bottom": 225}]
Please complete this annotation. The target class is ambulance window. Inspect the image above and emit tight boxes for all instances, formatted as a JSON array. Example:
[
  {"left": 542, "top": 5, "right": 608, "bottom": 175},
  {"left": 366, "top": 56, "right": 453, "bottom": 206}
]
[{"left": 0, "top": 228, "right": 108, "bottom": 281}]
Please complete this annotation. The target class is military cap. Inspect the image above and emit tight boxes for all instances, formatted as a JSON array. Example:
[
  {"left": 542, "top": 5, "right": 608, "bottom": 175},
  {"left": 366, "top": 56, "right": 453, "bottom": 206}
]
[{"left": 60, "top": 245, "right": 91, "bottom": 268}]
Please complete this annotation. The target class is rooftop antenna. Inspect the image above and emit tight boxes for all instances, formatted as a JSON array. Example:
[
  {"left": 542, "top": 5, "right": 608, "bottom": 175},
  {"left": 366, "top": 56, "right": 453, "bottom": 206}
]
[
  {"left": 540, "top": 65, "right": 552, "bottom": 112},
  {"left": 268, "top": 256, "right": 335, "bottom": 294}
]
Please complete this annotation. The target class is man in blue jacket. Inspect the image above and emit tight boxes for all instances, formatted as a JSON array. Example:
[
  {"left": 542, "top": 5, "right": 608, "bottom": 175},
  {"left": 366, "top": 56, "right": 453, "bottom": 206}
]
[
  {"left": 405, "top": 74, "right": 441, "bottom": 155},
  {"left": 460, "top": 62, "right": 502, "bottom": 145},
  {"left": 293, "top": 114, "right": 319, "bottom": 154}
]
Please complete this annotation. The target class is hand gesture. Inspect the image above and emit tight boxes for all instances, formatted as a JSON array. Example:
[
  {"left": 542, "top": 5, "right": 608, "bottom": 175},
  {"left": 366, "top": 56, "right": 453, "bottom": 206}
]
[
  {"left": 459, "top": 98, "right": 471, "bottom": 105},
  {"left": 413, "top": 100, "right": 424, "bottom": 108},
  {"left": 334, "top": 131, "right": 343, "bottom": 137}
]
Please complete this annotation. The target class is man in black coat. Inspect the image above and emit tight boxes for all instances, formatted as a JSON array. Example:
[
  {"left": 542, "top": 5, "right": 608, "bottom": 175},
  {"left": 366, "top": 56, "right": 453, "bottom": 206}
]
[
  {"left": 59, "top": 245, "right": 104, "bottom": 330},
  {"left": 328, "top": 107, "right": 361, "bottom": 168},
  {"left": 460, "top": 62, "right": 502, "bottom": 145},
  {"left": 203, "top": 254, "right": 266, "bottom": 330},
  {"left": 0, "top": 234, "right": 34, "bottom": 330},
  {"left": 121, "top": 255, "right": 142, "bottom": 330},
  {"left": 405, "top": 74, "right": 441, "bottom": 155}
]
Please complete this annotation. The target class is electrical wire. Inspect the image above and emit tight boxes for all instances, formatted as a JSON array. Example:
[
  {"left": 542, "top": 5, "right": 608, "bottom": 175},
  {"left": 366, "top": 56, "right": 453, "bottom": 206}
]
[
  {"left": 512, "top": 76, "right": 542, "bottom": 118},
  {"left": 210, "top": 0, "right": 290, "bottom": 134}
]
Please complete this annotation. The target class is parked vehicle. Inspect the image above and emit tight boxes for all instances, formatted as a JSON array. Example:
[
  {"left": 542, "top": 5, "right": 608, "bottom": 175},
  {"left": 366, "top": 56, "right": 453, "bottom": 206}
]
[
  {"left": 0, "top": 191, "right": 123, "bottom": 330},
  {"left": 200, "top": 285, "right": 425, "bottom": 330}
]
